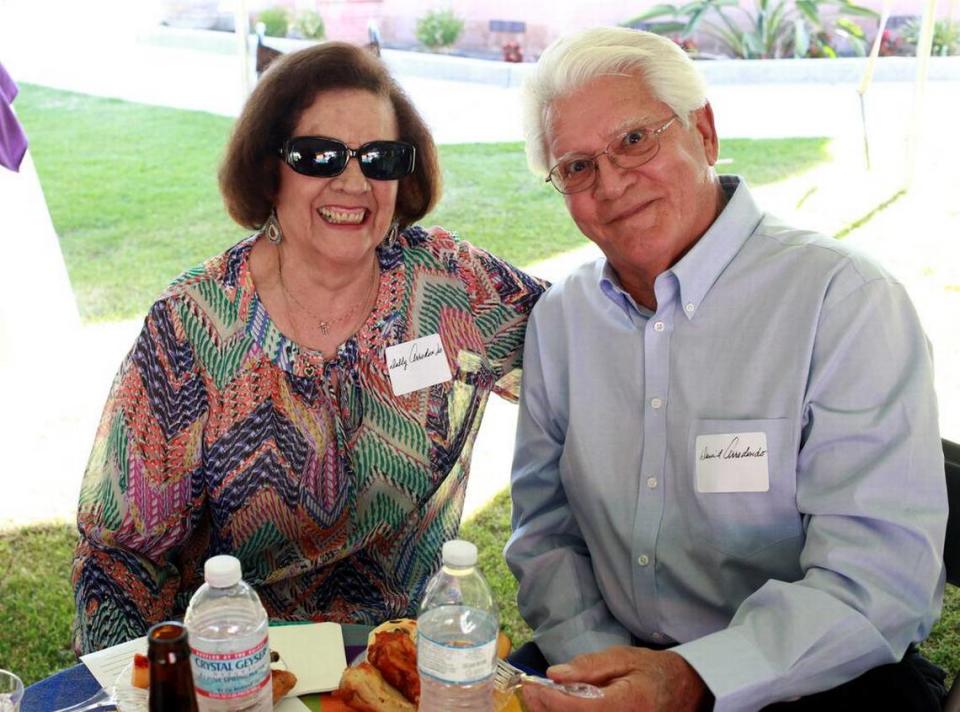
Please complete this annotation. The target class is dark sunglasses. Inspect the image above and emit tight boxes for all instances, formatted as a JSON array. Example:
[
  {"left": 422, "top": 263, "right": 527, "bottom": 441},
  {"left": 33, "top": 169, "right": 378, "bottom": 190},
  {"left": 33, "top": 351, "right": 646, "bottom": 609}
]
[{"left": 278, "top": 136, "right": 416, "bottom": 180}]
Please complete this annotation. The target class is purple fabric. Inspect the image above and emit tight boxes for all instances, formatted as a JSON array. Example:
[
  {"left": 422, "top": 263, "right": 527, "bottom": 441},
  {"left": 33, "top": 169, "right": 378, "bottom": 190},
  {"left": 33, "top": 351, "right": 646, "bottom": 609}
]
[
  {"left": 0, "top": 60, "right": 28, "bottom": 172},
  {"left": 21, "top": 664, "right": 100, "bottom": 712}
]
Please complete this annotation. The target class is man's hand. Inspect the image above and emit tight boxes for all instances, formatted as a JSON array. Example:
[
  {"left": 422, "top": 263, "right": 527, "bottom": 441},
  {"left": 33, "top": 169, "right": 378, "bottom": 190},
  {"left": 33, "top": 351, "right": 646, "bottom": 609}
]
[{"left": 519, "top": 646, "right": 710, "bottom": 712}]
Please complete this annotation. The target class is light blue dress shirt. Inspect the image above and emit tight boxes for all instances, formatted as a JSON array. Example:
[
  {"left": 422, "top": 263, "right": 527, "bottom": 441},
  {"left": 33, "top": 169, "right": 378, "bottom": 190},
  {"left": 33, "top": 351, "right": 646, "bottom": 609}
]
[{"left": 505, "top": 176, "right": 947, "bottom": 711}]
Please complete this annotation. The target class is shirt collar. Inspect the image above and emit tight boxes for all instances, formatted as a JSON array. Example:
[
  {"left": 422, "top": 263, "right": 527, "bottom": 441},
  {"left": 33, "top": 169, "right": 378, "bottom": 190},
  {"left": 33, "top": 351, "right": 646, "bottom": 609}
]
[
  {"left": 669, "top": 175, "right": 762, "bottom": 320},
  {"left": 599, "top": 260, "right": 651, "bottom": 317},
  {"left": 597, "top": 176, "right": 761, "bottom": 319}
]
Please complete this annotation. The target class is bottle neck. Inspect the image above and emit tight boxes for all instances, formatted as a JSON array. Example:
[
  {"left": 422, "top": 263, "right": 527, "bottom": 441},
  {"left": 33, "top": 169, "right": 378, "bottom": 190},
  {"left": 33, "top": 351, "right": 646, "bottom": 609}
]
[
  {"left": 148, "top": 623, "right": 191, "bottom": 662},
  {"left": 148, "top": 624, "right": 198, "bottom": 711},
  {"left": 441, "top": 563, "right": 476, "bottom": 576}
]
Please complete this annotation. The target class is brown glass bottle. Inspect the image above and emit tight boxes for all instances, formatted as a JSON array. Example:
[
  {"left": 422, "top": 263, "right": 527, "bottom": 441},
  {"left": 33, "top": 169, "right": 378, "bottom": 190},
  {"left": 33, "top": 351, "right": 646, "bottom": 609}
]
[{"left": 147, "top": 621, "right": 199, "bottom": 712}]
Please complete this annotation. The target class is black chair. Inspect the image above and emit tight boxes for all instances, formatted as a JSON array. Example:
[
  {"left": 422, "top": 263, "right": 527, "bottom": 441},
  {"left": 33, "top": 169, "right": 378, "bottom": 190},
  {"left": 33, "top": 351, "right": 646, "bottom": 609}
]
[
  {"left": 943, "top": 438, "right": 960, "bottom": 712},
  {"left": 255, "top": 23, "right": 283, "bottom": 78}
]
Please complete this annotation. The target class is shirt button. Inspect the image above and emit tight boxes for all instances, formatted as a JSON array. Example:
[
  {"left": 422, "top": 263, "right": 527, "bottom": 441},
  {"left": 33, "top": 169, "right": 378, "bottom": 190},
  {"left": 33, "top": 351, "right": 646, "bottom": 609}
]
[
  {"left": 637, "top": 554, "right": 650, "bottom": 566},
  {"left": 653, "top": 321, "right": 665, "bottom": 332},
  {"left": 650, "top": 397, "right": 663, "bottom": 409},
  {"left": 652, "top": 632, "right": 665, "bottom": 641},
  {"left": 684, "top": 303, "right": 696, "bottom": 314},
  {"left": 646, "top": 477, "right": 658, "bottom": 489}
]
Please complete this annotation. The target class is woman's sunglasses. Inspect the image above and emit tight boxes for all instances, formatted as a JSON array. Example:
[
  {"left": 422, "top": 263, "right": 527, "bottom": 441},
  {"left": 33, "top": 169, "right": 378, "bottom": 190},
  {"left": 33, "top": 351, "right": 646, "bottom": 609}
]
[{"left": 278, "top": 136, "right": 416, "bottom": 181}]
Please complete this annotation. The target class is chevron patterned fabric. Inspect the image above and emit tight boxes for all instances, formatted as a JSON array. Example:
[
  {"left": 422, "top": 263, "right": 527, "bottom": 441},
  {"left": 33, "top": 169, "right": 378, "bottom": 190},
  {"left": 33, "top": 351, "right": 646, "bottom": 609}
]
[{"left": 72, "top": 226, "right": 548, "bottom": 654}]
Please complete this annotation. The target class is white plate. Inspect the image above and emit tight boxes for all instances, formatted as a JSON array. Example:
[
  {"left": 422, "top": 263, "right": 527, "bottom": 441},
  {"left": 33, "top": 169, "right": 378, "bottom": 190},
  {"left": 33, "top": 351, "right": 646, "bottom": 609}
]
[{"left": 112, "top": 662, "right": 148, "bottom": 712}]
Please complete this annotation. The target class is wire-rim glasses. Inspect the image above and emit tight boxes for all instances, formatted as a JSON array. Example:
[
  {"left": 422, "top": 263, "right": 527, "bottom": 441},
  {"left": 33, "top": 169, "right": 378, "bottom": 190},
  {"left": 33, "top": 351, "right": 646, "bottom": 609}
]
[{"left": 546, "top": 115, "right": 678, "bottom": 194}]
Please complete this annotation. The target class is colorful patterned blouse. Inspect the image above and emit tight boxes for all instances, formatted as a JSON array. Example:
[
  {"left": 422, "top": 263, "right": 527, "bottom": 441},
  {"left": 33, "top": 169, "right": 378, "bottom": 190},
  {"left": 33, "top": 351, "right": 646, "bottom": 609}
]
[{"left": 73, "top": 226, "right": 547, "bottom": 654}]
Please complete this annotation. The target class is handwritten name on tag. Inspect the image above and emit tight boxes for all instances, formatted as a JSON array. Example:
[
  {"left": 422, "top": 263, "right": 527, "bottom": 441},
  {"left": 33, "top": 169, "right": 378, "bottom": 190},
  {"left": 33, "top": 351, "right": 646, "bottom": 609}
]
[
  {"left": 695, "top": 432, "right": 769, "bottom": 493},
  {"left": 386, "top": 333, "right": 453, "bottom": 396}
]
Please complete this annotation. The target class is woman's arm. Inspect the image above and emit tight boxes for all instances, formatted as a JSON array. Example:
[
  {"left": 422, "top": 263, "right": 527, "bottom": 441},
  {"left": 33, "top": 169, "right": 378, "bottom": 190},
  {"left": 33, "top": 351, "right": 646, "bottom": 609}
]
[
  {"left": 72, "top": 298, "right": 208, "bottom": 654},
  {"left": 454, "top": 237, "right": 549, "bottom": 401}
]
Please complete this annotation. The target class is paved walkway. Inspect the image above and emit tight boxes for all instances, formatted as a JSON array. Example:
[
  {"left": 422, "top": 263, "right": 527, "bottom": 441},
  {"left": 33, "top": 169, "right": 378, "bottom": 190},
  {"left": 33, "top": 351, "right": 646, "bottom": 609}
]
[{"left": 1, "top": 4, "right": 957, "bottom": 529}]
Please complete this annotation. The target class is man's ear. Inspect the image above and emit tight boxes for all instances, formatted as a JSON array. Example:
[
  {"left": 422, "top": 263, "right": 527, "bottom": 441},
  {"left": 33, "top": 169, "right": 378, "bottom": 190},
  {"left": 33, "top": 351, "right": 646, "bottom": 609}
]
[{"left": 694, "top": 102, "right": 720, "bottom": 166}]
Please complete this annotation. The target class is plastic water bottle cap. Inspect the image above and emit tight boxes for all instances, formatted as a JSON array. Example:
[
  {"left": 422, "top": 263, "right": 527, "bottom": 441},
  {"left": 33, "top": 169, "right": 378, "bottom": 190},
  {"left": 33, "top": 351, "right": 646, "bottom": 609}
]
[
  {"left": 204, "top": 555, "right": 242, "bottom": 588},
  {"left": 442, "top": 539, "right": 478, "bottom": 568}
]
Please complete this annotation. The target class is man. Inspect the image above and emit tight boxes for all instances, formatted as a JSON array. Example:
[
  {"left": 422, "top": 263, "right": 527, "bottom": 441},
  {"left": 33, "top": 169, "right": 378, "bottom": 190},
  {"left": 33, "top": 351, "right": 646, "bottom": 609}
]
[{"left": 505, "top": 27, "right": 947, "bottom": 711}]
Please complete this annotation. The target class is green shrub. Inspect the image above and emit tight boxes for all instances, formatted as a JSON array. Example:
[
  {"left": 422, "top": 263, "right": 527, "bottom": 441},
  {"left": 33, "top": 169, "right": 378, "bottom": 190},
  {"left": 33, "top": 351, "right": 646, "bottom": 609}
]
[
  {"left": 258, "top": 6, "right": 289, "bottom": 38},
  {"left": 900, "top": 18, "right": 960, "bottom": 57},
  {"left": 624, "top": 0, "right": 878, "bottom": 59},
  {"left": 294, "top": 9, "right": 325, "bottom": 40},
  {"left": 415, "top": 8, "right": 464, "bottom": 50}
]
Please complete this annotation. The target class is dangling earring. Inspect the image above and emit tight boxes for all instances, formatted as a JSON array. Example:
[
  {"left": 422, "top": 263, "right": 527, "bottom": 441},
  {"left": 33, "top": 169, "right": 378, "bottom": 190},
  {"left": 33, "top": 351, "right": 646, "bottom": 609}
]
[
  {"left": 382, "top": 221, "right": 399, "bottom": 248},
  {"left": 264, "top": 208, "right": 283, "bottom": 244}
]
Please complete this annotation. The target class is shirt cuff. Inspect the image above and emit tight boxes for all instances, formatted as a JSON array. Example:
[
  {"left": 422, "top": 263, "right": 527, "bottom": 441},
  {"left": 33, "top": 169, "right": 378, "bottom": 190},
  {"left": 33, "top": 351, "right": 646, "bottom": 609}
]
[{"left": 671, "top": 627, "right": 781, "bottom": 712}]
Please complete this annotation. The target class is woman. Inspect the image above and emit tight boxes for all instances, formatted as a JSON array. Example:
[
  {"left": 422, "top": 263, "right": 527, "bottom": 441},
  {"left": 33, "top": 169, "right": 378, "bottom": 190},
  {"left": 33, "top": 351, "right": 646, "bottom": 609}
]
[{"left": 72, "top": 42, "right": 547, "bottom": 654}]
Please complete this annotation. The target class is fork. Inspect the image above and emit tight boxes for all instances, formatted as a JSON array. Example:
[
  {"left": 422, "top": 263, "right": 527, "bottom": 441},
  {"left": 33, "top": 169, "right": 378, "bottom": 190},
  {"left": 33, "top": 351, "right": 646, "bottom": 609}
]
[{"left": 494, "top": 657, "right": 604, "bottom": 699}]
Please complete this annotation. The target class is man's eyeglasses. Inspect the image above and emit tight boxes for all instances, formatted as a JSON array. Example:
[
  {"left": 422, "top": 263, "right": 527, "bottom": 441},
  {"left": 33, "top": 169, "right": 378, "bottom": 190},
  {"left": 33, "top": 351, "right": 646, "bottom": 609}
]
[
  {"left": 279, "top": 136, "right": 416, "bottom": 181},
  {"left": 546, "top": 115, "right": 678, "bottom": 194}
]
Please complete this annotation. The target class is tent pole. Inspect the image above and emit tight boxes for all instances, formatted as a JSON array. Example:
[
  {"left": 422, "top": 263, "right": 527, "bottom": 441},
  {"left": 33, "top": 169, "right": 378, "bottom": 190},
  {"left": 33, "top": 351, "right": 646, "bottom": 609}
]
[
  {"left": 857, "top": 0, "right": 893, "bottom": 171},
  {"left": 235, "top": 0, "right": 252, "bottom": 101},
  {"left": 906, "top": 0, "right": 939, "bottom": 190}
]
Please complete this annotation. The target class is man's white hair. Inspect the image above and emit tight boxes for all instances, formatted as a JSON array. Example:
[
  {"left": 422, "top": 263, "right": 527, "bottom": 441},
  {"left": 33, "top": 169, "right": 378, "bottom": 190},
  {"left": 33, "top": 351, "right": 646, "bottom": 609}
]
[{"left": 522, "top": 27, "right": 709, "bottom": 176}]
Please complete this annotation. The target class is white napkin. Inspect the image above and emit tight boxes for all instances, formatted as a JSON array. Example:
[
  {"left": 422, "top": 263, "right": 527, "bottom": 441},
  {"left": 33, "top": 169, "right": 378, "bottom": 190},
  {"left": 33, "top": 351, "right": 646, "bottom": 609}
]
[{"left": 268, "top": 622, "right": 347, "bottom": 695}]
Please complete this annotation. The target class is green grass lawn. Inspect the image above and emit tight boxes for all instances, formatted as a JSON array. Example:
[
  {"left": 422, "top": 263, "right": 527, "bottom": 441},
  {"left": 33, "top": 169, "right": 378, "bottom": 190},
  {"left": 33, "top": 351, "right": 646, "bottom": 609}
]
[
  {"left": 17, "top": 84, "right": 831, "bottom": 322},
  {"left": 0, "top": 525, "right": 78, "bottom": 683}
]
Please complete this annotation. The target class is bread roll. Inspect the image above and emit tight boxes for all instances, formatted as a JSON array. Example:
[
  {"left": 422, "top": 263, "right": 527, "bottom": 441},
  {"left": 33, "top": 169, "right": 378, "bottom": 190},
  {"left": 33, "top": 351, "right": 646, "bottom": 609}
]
[
  {"left": 337, "top": 662, "right": 415, "bottom": 712},
  {"left": 368, "top": 630, "right": 419, "bottom": 705},
  {"left": 366, "top": 618, "right": 417, "bottom": 647},
  {"left": 271, "top": 669, "right": 297, "bottom": 704}
]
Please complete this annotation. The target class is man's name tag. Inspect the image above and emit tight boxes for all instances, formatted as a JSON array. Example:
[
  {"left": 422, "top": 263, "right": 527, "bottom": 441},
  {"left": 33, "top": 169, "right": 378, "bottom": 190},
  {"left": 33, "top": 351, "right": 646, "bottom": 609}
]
[
  {"left": 695, "top": 432, "right": 769, "bottom": 493},
  {"left": 386, "top": 333, "right": 453, "bottom": 396}
]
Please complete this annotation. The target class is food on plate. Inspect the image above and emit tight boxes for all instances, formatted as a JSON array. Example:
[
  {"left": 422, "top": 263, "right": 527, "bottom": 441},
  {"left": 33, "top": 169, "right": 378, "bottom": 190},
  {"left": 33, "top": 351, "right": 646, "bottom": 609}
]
[
  {"left": 366, "top": 618, "right": 417, "bottom": 647},
  {"left": 337, "top": 619, "right": 419, "bottom": 711},
  {"left": 337, "top": 617, "right": 513, "bottom": 711},
  {"left": 495, "top": 688, "right": 525, "bottom": 712},
  {"left": 131, "top": 652, "right": 150, "bottom": 689},
  {"left": 367, "top": 630, "right": 420, "bottom": 705},
  {"left": 337, "top": 662, "right": 416, "bottom": 712},
  {"left": 271, "top": 668, "right": 298, "bottom": 704},
  {"left": 496, "top": 630, "right": 512, "bottom": 659}
]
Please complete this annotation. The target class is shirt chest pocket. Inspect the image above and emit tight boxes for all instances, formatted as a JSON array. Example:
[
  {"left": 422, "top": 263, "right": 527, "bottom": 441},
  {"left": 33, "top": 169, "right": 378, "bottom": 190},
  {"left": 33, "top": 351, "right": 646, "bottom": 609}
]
[{"left": 686, "top": 417, "right": 803, "bottom": 557}]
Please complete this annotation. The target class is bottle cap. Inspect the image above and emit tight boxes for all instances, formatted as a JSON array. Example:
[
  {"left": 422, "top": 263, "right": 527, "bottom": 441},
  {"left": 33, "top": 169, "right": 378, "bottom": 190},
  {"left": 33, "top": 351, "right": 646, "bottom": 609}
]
[
  {"left": 204, "top": 555, "right": 242, "bottom": 588},
  {"left": 442, "top": 539, "right": 478, "bottom": 568}
]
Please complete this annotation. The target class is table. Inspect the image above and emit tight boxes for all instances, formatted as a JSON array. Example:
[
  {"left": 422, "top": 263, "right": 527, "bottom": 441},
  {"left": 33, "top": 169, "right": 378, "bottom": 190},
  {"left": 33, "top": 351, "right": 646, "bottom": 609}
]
[{"left": 22, "top": 624, "right": 371, "bottom": 712}]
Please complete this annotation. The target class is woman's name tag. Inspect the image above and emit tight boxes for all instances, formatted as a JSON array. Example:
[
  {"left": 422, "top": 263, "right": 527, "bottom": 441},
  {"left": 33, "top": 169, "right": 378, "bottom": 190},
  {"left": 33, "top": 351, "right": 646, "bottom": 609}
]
[
  {"left": 386, "top": 333, "right": 453, "bottom": 396},
  {"left": 695, "top": 432, "right": 770, "bottom": 492}
]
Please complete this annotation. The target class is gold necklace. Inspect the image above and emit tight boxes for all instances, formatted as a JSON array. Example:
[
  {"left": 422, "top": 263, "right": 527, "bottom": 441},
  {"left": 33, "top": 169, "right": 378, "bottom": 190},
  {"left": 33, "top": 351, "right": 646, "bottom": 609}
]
[{"left": 277, "top": 252, "right": 380, "bottom": 336}]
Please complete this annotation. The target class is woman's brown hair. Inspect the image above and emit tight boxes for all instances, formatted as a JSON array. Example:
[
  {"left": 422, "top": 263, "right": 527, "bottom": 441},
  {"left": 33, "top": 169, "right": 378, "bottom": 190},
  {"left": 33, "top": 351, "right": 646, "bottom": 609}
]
[{"left": 219, "top": 42, "right": 440, "bottom": 231}]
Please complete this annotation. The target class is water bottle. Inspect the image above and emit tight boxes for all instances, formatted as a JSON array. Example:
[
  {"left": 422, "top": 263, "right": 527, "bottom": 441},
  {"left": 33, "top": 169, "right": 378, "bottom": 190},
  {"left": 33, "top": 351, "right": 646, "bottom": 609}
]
[
  {"left": 183, "top": 555, "right": 272, "bottom": 712},
  {"left": 417, "top": 539, "right": 499, "bottom": 712}
]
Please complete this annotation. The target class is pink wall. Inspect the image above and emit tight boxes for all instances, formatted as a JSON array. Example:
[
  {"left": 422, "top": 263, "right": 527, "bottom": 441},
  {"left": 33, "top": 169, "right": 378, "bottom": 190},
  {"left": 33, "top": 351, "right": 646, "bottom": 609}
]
[
  {"left": 315, "top": 0, "right": 382, "bottom": 45},
  {"left": 262, "top": 1, "right": 949, "bottom": 50},
  {"left": 368, "top": 0, "right": 945, "bottom": 56}
]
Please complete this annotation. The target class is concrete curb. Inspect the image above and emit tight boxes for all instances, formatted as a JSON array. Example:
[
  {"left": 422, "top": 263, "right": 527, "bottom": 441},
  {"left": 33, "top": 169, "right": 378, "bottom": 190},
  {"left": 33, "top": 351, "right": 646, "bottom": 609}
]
[{"left": 140, "top": 26, "right": 960, "bottom": 88}]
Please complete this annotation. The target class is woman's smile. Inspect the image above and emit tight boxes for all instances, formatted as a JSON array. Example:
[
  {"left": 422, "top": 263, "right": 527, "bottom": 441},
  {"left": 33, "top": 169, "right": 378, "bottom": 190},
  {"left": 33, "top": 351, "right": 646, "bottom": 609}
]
[{"left": 317, "top": 206, "right": 368, "bottom": 225}]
